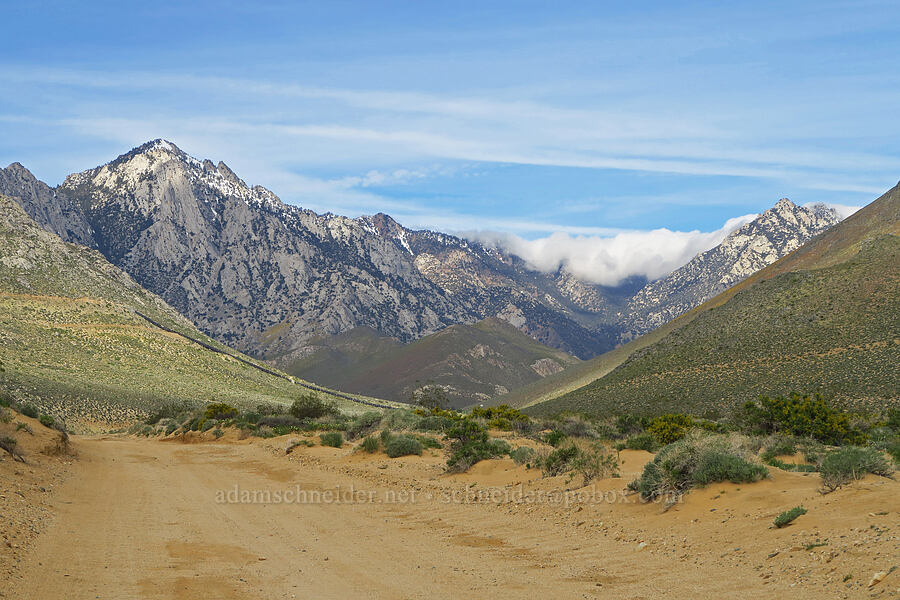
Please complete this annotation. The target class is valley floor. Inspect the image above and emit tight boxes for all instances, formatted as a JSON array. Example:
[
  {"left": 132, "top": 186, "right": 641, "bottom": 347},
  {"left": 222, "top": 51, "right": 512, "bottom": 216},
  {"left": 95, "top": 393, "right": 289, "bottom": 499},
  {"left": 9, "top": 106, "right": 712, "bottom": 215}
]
[{"left": 2, "top": 434, "right": 898, "bottom": 599}]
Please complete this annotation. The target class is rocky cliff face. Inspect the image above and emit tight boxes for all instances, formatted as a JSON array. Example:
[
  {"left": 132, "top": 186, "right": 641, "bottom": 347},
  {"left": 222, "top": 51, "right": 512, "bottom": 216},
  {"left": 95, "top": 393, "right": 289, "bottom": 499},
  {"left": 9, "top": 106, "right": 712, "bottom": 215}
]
[
  {"left": 51, "top": 140, "right": 481, "bottom": 356},
  {"left": 621, "top": 199, "right": 841, "bottom": 338},
  {"left": 0, "top": 162, "right": 95, "bottom": 247},
  {"left": 0, "top": 141, "right": 843, "bottom": 362},
  {"left": 358, "top": 212, "right": 625, "bottom": 356}
]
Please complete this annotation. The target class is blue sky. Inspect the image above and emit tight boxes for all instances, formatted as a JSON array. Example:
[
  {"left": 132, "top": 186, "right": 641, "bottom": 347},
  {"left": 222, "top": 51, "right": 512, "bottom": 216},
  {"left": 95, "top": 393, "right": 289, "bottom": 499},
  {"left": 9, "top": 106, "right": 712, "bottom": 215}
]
[{"left": 1, "top": 1, "right": 899, "bottom": 280}]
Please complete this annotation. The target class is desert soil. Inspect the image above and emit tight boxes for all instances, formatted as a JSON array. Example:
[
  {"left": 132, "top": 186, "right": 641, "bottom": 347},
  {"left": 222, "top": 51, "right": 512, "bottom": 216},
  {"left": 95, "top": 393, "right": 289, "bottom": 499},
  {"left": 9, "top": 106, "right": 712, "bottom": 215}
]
[{"left": 2, "top": 432, "right": 899, "bottom": 599}]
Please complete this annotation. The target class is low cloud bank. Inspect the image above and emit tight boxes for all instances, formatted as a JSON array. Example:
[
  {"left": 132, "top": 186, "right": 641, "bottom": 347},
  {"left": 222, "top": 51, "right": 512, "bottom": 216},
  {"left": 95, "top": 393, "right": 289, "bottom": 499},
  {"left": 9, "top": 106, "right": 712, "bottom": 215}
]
[{"left": 467, "top": 214, "right": 757, "bottom": 286}]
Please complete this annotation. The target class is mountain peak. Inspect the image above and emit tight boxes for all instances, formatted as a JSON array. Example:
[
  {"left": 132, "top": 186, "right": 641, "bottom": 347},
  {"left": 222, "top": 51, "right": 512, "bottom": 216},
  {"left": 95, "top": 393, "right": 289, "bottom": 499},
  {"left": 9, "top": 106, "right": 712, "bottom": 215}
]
[
  {"left": 3, "top": 162, "right": 38, "bottom": 181},
  {"left": 135, "top": 138, "right": 182, "bottom": 155},
  {"left": 772, "top": 197, "right": 796, "bottom": 211},
  {"left": 624, "top": 195, "right": 842, "bottom": 335},
  {"left": 215, "top": 160, "right": 245, "bottom": 187},
  {"left": 367, "top": 212, "right": 403, "bottom": 233}
]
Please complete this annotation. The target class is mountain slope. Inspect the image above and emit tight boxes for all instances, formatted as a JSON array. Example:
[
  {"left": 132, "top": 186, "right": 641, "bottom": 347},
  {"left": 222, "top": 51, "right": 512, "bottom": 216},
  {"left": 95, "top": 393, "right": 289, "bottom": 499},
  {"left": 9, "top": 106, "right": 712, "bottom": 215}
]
[
  {"left": 0, "top": 194, "right": 387, "bottom": 431},
  {"left": 621, "top": 199, "right": 840, "bottom": 338},
  {"left": 276, "top": 318, "right": 579, "bottom": 408},
  {"left": 528, "top": 182, "right": 900, "bottom": 417},
  {"left": 497, "top": 200, "right": 842, "bottom": 409},
  {"left": 0, "top": 161, "right": 95, "bottom": 246}
]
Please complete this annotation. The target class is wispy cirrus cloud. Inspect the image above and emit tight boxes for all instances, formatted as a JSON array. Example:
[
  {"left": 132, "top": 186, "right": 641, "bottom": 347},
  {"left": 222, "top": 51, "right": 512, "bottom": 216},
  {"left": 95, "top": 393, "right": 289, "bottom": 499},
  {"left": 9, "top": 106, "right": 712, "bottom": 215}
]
[{"left": 3, "top": 67, "right": 896, "bottom": 197}]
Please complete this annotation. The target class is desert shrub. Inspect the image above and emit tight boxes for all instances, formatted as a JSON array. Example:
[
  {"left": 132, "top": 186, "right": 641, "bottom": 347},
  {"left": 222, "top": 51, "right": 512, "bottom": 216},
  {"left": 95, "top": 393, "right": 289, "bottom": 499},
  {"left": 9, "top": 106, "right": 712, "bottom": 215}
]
[
  {"left": 883, "top": 439, "right": 900, "bottom": 465},
  {"left": 345, "top": 411, "right": 383, "bottom": 440},
  {"left": 414, "top": 434, "right": 442, "bottom": 449},
  {"left": 254, "top": 426, "right": 275, "bottom": 438},
  {"left": 539, "top": 443, "right": 580, "bottom": 477},
  {"left": 487, "top": 438, "right": 511, "bottom": 456},
  {"left": 774, "top": 506, "right": 807, "bottom": 528},
  {"left": 886, "top": 409, "right": 900, "bottom": 432},
  {"left": 692, "top": 451, "right": 769, "bottom": 485},
  {"left": 256, "top": 402, "right": 286, "bottom": 416},
  {"left": 616, "top": 414, "right": 645, "bottom": 436},
  {"left": 290, "top": 394, "right": 335, "bottom": 420},
  {"left": 257, "top": 415, "right": 302, "bottom": 429},
  {"left": 695, "top": 418, "right": 729, "bottom": 434},
  {"left": 319, "top": 432, "right": 344, "bottom": 448},
  {"left": 868, "top": 426, "right": 895, "bottom": 445},
  {"left": 572, "top": 445, "right": 619, "bottom": 485},
  {"left": 38, "top": 414, "right": 54, "bottom": 428},
  {"left": 200, "top": 420, "right": 216, "bottom": 432},
  {"left": 0, "top": 391, "right": 11, "bottom": 408},
  {"left": 381, "top": 409, "right": 423, "bottom": 432},
  {"left": 0, "top": 408, "right": 12, "bottom": 424},
  {"left": 0, "top": 436, "right": 25, "bottom": 462},
  {"left": 625, "top": 433, "right": 658, "bottom": 452},
  {"left": 647, "top": 413, "right": 694, "bottom": 445},
  {"left": 629, "top": 433, "right": 768, "bottom": 501},
  {"left": 760, "top": 436, "right": 799, "bottom": 462},
  {"left": 385, "top": 435, "right": 422, "bottom": 457},
  {"left": 471, "top": 404, "right": 530, "bottom": 431},
  {"left": 213, "top": 428, "right": 225, "bottom": 439},
  {"left": 819, "top": 446, "right": 893, "bottom": 492},
  {"left": 510, "top": 446, "right": 535, "bottom": 465},
  {"left": 165, "top": 422, "right": 178, "bottom": 436},
  {"left": 15, "top": 422, "right": 32, "bottom": 435},
  {"left": 20, "top": 404, "right": 39, "bottom": 419},
  {"left": 445, "top": 419, "right": 508, "bottom": 472},
  {"left": 798, "top": 439, "right": 826, "bottom": 465},
  {"left": 557, "top": 415, "right": 597, "bottom": 439},
  {"left": 240, "top": 412, "right": 262, "bottom": 425},
  {"left": 415, "top": 414, "right": 455, "bottom": 432},
  {"left": 379, "top": 428, "right": 395, "bottom": 444},
  {"left": 203, "top": 402, "right": 238, "bottom": 421},
  {"left": 740, "top": 393, "right": 865, "bottom": 445},
  {"left": 543, "top": 430, "right": 567, "bottom": 447},
  {"left": 593, "top": 422, "right": 619, "bottom": 440},
  {"left": 361, "top": 435, "right": 380, "bottom": 453},
  {"left": 511, "top": 417, "right": 538, "bottom": 436}
]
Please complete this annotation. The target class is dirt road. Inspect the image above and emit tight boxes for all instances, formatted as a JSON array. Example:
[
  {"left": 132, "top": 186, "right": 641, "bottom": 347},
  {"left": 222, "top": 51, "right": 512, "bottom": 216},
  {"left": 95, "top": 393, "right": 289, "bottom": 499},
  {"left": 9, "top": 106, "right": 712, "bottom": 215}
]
[{"left": 10, "top": 437, "right": 896, "bottom": 599}]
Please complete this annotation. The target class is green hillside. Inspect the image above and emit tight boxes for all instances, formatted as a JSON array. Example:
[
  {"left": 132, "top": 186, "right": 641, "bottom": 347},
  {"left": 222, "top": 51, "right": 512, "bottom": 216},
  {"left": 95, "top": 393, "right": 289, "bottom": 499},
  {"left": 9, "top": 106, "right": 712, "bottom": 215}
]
[
  {"left": 278, "top": 317, "right": 580, "bottom": 408},
  {"left": 0, "top": 195, "right": 391, "bottom": 431},
  {"left": 528, "top": 183, "right": 900, "bottom": 418},
  {"left": 275, "top": 327, "right": 405, "bottom": 389},
  {"left": 490, "top": 317, "right": 682, "bottom": 409}
]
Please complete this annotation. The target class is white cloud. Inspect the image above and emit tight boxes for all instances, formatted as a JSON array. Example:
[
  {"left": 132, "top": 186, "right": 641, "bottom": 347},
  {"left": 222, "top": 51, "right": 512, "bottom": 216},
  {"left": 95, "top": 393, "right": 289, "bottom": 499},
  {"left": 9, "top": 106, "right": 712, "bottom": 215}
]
[
  {"left": 6, "top": 67, "right": 897, "bottom": 195},
  {"left": 467, "top": 213, "right": 757, "bottom": 286}
]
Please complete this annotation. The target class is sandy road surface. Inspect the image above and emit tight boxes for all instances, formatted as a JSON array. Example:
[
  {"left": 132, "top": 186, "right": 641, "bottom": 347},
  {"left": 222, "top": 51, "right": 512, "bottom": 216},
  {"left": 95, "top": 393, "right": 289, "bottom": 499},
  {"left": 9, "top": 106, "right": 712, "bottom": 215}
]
[{"left": 10, "top": 437, "right": 896, "bottom": 599}]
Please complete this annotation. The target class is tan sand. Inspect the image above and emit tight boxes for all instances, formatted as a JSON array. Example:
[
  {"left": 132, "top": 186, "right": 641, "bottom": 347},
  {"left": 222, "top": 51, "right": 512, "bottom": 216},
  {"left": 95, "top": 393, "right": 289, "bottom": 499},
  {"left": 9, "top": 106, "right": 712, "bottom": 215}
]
[{"left": 2, "top": 434, "right": 898, "bottom": 599}]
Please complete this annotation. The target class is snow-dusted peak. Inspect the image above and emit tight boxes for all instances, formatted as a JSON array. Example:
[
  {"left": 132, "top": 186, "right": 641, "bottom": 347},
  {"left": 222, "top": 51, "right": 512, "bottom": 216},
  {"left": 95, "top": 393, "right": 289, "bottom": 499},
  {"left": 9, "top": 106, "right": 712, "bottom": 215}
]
[
  {"left": 60, "top": 139, "right": 292, "bottom": 214},
  {"left": 623, "top": 196, "right": 842, "bottom": 336}
]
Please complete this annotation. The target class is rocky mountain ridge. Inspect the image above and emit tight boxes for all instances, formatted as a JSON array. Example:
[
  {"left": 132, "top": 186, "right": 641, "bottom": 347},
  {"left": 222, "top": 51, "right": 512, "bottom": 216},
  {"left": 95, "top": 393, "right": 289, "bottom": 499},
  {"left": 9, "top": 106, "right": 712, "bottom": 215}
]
[
  {"left": 0, "top": 140, "right": 843, "bottom": 365},
  {"left": 622, "top": 198, "right": 841, "bottom": 337}
]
